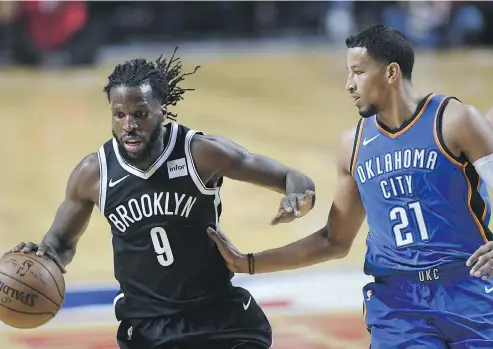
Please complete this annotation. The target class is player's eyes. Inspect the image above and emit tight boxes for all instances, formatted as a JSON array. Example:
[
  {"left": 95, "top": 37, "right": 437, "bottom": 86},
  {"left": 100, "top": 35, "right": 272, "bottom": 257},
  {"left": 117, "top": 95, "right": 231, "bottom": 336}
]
[
  {"left": 348, "top": 71, "right": 363, "bottom": 77},
  {"left": 135, "top": 111, "right": 148, "bottom": 118}
]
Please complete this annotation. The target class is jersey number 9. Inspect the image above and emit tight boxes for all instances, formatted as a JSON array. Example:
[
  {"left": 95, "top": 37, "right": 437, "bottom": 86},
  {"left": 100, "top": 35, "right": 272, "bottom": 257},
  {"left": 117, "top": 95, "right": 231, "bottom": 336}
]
[{"left": 150, "top": 227, "right": 175, "bottom": 266}]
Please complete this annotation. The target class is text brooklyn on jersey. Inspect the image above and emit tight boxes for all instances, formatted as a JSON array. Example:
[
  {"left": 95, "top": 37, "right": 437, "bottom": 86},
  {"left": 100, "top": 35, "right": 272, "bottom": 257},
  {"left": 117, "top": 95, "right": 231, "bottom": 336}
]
[{"left": 97, "top": 122, "right": 232, "bottom": 320}]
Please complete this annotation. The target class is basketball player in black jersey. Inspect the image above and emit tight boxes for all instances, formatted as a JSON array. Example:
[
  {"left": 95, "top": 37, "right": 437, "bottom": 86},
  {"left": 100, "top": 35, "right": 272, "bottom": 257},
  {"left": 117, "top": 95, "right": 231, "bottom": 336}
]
[{"left": 9, "top": 50, "right": 315, "bottom": 349}]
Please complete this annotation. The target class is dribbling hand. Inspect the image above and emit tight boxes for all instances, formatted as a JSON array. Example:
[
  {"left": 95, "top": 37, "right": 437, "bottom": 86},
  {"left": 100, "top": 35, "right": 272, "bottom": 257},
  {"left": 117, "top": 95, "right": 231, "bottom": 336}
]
[
  {"left": 467, "top": 241, "right": 493, "bottom": 280},
  {"left": 271, "top": 190, "right": 315, "bottom": 225},
  {"left": 8, "top": 242, "right": 67, "bottom": 273}
]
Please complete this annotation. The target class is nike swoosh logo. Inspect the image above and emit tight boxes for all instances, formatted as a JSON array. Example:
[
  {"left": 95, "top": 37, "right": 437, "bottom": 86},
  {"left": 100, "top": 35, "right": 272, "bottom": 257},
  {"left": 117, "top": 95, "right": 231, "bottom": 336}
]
[
  {"left": 243, "top": 296, "right": 252, "bottom": 310},
  {"left": 485, "top": 286, "right": 493, "bottom": 294},
  {"left": 362, "top": 134, "right": 379, "bottom": 146},
  {"left": 109, "top": 175, "right": 129, "bottom": 188}
]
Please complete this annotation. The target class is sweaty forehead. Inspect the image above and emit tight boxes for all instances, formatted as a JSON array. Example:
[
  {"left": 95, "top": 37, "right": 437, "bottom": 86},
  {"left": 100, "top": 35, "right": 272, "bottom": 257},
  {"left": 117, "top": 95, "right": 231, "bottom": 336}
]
[{"left": 110, "top": 84, "right": 154, "bottom": 107}]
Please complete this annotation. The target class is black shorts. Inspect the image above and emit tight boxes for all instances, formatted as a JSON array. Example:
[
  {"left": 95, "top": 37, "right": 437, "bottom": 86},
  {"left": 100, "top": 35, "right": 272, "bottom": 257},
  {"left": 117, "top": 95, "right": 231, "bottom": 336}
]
[{"left": 116, "top": 286, "right": 272, "bottom": 349}]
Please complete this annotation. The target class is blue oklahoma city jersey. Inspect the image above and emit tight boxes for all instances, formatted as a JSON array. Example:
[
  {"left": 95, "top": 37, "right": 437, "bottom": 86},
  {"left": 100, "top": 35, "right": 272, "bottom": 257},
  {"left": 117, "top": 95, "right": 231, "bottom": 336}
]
[{"left": 351, "top": 93, "right": 492, "bottom": 277}]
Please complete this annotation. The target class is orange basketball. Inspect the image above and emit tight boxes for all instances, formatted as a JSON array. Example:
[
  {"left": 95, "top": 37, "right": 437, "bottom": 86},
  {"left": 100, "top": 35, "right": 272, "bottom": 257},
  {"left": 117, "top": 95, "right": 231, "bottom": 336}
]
[{"left": 0, "top": 252, "right": 65, "bottom": 329}]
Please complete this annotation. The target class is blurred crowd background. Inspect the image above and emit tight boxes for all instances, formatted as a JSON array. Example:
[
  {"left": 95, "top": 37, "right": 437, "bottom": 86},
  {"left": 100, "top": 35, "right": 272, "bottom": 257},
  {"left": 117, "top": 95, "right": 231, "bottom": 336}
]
[
  {"left": 0, "top": 0, "right": 491, "bottom": 67},
  {"left": 1, "top": 1, "right": 493, "bottom": 347}
]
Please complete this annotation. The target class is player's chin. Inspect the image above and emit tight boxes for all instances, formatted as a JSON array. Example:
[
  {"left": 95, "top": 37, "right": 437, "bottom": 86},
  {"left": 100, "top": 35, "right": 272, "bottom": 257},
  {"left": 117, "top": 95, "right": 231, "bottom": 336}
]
[{"left": 358, "top": 107, "right": 374, "bottom": 119}]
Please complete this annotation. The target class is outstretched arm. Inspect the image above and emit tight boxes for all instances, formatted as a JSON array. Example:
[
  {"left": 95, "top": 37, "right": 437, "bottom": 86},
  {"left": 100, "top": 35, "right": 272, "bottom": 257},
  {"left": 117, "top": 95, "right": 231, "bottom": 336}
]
[
  {"left": 11, "top": 153, "right": 100, "bottom": 272},
  {"left": 191, "top": 134, "right": 316, "bottom": 223},
  {"left": 208, "top": 128, "right": 366, "bottom": 273}
]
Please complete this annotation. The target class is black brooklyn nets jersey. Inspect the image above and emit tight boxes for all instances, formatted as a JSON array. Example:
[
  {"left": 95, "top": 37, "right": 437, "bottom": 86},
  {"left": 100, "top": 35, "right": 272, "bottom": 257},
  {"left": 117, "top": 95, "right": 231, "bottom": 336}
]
[{"left": 97, "top": 122, "right": 233, "bottom": 320}]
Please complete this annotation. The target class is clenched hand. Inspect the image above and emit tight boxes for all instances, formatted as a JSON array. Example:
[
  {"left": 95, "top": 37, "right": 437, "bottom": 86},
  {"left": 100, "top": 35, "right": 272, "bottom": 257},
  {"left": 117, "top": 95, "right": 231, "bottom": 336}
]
[{"left": 271, "top": 190, "right": 315, "bottom": 225}]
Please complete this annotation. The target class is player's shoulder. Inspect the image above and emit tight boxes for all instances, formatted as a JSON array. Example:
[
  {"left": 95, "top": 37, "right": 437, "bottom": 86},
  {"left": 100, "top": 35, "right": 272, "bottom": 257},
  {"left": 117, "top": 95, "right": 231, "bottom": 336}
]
[
  {"left": 192, "top": 133, "right": 233, "bottom": 144},
  {"left": 71, "top": 153, "right": 99, "bottom": 178},
  {"left": 486, "top": 107, "right": 493, "bottom": 124},
  {"left": 67, "top": 153, "right": 100, "bottom": 200},
  {"left": 189, "top": 133, "right": 219, "bottom": 151},
  {"left": 438, "top": 97, "right": 489, "bottom": 156},
  {"left": 340, "top": 125, "right": 359, "bottom": 146},
  {"left": 337, "top": 124, "right": 360, "bottom": 173},
  {"left": 79, "top": 152, "right": 99, "bottom": 168},
  {"left": 177, "top": 120, "right": 244, "bottom": 153},
  {"left": 443, "top": 97, "right": 468, "bottom": 113},
  {"left": 76, "top": 152, "right": 100, "bottom": 182},
  {"left": 191, "top": 133, "right": 245, "bottom": 155},
  {"left": 442, "top": 97, "right": 483, "bottom": 128},
  {"left": 189, "top": 133, "right": 250, "bottom": 178}
]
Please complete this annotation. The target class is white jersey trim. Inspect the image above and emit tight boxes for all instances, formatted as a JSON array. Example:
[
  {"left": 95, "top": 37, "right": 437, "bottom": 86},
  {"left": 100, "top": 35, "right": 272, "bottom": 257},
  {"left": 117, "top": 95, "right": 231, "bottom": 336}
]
[
  {"left": 97, "top": 146, "right": 108, "bottom": 214},
  {"left": 184, "top": 130, "right": 219, "bottom": 196},
  {"left": 112, "top": 122, "right": 178, "bottom": 180},
  {"left": 214, "top": 190, "right": 221, "bottom": 227}
]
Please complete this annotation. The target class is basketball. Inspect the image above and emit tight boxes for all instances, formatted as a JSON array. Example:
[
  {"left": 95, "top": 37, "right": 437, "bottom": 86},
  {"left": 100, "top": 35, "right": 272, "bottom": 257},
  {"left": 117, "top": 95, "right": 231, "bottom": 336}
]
[{"left": 0, "top": 252, "right": 65, "bottom": 329}]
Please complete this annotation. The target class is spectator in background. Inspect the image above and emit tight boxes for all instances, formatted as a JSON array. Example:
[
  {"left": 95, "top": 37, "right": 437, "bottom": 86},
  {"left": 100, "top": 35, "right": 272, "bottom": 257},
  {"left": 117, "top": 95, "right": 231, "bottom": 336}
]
[
  {"left": 447, "top": 1, "right": 485, "bottom": 46},
  {"left": 381, "top": 1, "right": 484, "bottom": 48},
  {"left": 324, "top": 1, "right": 355, "bottom": 44},
  {"left": 10, "top": 1, "right": 103, "bottom": 67},
  {"left": 0, "top": 1, "right": 16, "bottom": 64}
]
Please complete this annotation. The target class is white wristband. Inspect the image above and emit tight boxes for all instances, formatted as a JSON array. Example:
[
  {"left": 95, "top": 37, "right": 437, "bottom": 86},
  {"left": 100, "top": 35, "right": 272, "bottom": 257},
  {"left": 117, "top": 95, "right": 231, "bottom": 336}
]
[{"left": 473, "top": 153, "right": 493, "bottom": 189}]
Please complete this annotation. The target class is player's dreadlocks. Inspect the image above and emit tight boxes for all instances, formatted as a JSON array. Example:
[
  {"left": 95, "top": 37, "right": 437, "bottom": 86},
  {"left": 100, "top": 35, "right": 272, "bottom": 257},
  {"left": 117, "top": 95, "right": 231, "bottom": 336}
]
[{"left": 103, "top": 47, "right": 200, "bottom": 120}]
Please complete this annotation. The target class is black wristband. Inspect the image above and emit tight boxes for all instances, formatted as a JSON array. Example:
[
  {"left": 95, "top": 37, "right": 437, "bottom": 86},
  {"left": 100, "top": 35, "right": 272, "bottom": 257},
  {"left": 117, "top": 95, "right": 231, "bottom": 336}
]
[{"left": 247, "top": 253, "right": 255, "bottom": 275}]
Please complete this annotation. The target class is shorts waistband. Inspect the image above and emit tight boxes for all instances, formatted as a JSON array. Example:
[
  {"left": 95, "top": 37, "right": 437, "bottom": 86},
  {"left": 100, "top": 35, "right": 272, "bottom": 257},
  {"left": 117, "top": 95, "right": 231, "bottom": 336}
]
[{"left": 374, "top": 261, "right": 471, "bottom": 283}]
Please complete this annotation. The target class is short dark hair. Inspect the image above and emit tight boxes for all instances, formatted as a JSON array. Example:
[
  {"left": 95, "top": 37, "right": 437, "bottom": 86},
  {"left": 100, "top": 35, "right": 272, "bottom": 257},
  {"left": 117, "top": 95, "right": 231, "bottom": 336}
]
[
  {"left": 103, "top": 47, "right": 200, "bottom": 120},
  {"left": 345, "top": 25, "right": 414, "bottom": 80}
]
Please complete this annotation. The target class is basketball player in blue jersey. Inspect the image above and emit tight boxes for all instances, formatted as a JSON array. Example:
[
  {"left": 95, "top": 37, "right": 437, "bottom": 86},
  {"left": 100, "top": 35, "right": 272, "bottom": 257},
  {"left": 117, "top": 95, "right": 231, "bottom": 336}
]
[
  {"left": 7, "top": 50, "right": 316, "bottom": 349},
  {"left": 208, "top": 25, "right": 493, "bottom": 348}
]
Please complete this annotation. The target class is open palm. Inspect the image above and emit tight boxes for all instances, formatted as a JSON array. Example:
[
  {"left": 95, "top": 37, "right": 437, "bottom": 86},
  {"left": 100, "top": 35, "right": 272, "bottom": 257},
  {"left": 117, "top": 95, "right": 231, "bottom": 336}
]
[{"left": 207, "top": 227, "right": 248, "bottom": 273}]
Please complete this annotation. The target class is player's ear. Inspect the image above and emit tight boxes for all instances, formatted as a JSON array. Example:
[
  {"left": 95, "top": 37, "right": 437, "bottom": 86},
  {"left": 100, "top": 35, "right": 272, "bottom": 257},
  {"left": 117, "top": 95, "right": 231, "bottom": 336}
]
[
  {"left": 387, "top": 62, "right": 400, "bottom": 84},
  {"left": 160, "top": 105, "right": 167, "bottom": 121}
]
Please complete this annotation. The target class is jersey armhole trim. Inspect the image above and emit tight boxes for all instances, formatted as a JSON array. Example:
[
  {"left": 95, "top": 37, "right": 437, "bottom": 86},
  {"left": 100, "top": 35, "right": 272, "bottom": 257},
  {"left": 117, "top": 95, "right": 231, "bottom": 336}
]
[
  {"left": 461, "top": 162, "right": 492, "bottom": 242},
  {"left": 433, "top": 96, "right": 464, "bottom": 167},
  {"left": 350, "top": 118, "right": 365, "bottom": 177},
  {"left": 97, "top": 146, "right": 108, "bottom": 214},
  {"left": 184, "top": 130, "right": 219, "bottom": 196}
]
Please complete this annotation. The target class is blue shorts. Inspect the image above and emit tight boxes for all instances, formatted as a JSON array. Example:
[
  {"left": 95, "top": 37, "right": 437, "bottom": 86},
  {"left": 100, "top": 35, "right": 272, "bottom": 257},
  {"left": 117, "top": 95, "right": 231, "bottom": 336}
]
[{"left": 363, "top": 261, "right": 493, "bottom": 348}]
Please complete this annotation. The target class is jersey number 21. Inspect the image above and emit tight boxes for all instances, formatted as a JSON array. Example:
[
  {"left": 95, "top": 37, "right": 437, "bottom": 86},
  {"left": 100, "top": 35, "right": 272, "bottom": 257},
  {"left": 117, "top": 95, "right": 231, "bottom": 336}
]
[
  {"left": 150, "top": 227, "right": 175, "bottom": 266},
  {"left": 390, "top": 201, "right": 429, "bottom": 247}
]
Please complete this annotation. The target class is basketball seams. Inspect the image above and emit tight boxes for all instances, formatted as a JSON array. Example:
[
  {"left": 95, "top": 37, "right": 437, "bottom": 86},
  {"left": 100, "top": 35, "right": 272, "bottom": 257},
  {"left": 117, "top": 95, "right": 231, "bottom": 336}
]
[
  {"left": 0, "top": 271, "right": 61, "bottom": 307},
  {"left": 0, "top": 301, "right": 53, "bottom": 316},
  {"left": 0, "top": 301, "right": 54, "bottom": 329},
  {"left": 18, "top": 254, "right": 65, "bottom": 300}
]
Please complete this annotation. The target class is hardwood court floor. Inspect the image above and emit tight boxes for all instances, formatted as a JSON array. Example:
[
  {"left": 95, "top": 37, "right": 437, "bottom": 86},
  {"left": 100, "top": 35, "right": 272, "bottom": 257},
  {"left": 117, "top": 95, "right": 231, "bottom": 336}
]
[
  {"left": 2, "top": 49, "right": 493, "bottom": 283},
  {"left": 1, "top": 48, "right": 493, "bottom": 347},
  {"left": 0, "top": 311, "right": 370, "bottom": 349}
]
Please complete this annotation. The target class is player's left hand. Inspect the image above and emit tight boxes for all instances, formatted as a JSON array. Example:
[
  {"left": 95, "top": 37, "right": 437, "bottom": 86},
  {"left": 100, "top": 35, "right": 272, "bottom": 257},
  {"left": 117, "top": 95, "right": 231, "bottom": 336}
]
[
  {"left": 207, "top": 227, "right": 248, "bottom": 273},
  {"left": 467, "top": 241, "right": 493, "bottom": 279},
  {"left": 271, "top": 190, "right": 315, "bottom": 225}
]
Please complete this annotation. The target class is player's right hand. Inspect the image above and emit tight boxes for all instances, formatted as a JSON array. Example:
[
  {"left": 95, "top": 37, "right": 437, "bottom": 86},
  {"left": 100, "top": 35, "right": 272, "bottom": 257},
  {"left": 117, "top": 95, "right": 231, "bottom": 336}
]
[
  {"left": 467, "top": 241, "right": 493, "bottom": 280},
  {"left": 271, "top": 190, "right": 315, "bottom": 225},
  {"left": 9, "top": 242, "right": 67, "bottom": 274}
]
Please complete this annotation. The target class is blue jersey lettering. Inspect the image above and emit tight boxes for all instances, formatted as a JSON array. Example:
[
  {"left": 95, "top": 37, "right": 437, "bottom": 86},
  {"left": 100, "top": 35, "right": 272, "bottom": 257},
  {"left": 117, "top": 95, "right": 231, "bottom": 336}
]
[{"left": 351, "top": 93, "right": 492, "bottom": 277}]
